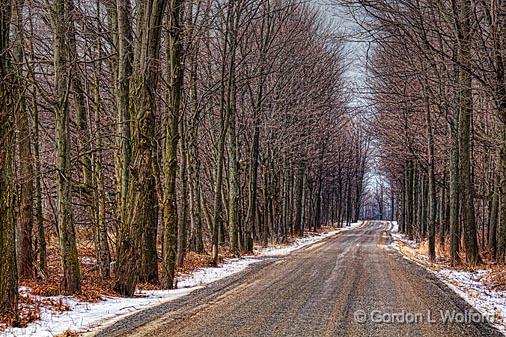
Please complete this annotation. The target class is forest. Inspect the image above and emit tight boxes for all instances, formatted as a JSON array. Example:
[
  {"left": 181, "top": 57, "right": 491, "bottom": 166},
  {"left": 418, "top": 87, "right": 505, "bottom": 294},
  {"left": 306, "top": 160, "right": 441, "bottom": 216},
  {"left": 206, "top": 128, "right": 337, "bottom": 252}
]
[
  {"left": 1, "top": 0, "right": 506, "bottom": 333},
  {"left": 0, "top": 0, "right": 370, "bottom": 323},
  {"left": 357, "top": 0, "right": 506, "bottom": 267}
]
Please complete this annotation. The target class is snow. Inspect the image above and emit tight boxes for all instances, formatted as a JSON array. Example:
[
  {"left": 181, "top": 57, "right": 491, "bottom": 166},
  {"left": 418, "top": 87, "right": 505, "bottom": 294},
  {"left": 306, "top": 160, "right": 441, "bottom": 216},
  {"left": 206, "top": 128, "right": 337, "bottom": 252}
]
[
  {"left": 1, "top": 221, "right": 363, "bottom": 337},
  {"left": 387, "top": 221, "right": 419, "bottom": 254},
  {"left": 435, "top": 268, "right": 506, "bottom": 334},
  {"left": 4, "top": 288, "right": 196, "bottom": 337},
  {"left": 259, "top": 221, "right": 364, "bottom": 256},
  {"left": 390, "top": 221, "right": 399, "bottom": 233},
  {"left": 387, "top": 222, "right": 506, "bottom": 334}
]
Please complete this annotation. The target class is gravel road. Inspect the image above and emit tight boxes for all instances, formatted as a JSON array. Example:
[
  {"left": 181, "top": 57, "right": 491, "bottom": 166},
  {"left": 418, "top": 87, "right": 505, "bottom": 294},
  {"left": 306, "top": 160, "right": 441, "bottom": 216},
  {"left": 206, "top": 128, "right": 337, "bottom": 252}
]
[{"left": 93, "top": 221, "right": 502, "bottom": 337}]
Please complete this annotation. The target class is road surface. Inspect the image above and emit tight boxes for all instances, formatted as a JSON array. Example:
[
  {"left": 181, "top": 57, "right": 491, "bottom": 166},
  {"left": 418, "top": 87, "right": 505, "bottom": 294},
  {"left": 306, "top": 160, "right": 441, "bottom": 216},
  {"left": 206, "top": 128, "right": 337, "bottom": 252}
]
[{"left": 94, "top": 221, "right": 501, "bottom": 337}]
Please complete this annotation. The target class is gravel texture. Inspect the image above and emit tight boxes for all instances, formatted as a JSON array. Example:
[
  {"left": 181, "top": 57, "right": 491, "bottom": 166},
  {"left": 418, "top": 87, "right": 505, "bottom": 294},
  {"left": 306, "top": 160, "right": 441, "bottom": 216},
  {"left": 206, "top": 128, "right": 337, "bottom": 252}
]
[{"left": 92, "top": 221, "right": 502, "bottom": 337}]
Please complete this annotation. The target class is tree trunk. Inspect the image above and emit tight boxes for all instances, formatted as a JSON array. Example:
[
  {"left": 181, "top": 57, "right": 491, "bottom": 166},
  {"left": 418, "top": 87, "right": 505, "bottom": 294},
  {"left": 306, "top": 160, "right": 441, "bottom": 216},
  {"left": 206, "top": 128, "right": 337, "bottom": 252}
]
[
  {"left": 489, "top": 176, "right": 499, "bottom": 259},
  {"left": 495, "top": 0, "right": 506, "bottom": 263},
  {"left": 227, "top": 79, "right": 240, "bottom": 256},
  {"left": 439, "top": 179, "right": 447, "bottom": 252},
  {"left": 212, "top": 0, "right": 237, "bottom": 264},
  {"left": 115, "top": 0, "right": 168, "bottom": 295},
  {"left": 187, "top": 58, "right": 204, "bottom": 253},
  {"left": 224, "top": 0, "right": 241, "bottom": 255},
  {"left": 13, "top": 0, "right": 34, "bottom": 280},
  {"left": 32, "top": 85, "right": 46, "bottom": 277},
  {"left": 177, "top": 110, "right": 188, "bottom": 267},
  {"left": 294, "top": 165, "right": 304, "bottom": 236},
  {"left": 91, "top": 14, "right": 111, "bottom": 278},
  {"left": 162, "top": 0, "right": 182, "bottom": 288},
  {"left": 0, "top": 0, "right": 18, "bottom": 319},
  {"left": 115, "top": 0, "right": 133, "bottom": 230},
  {"left": 426, "top": 93, "right": 437, "bottom": 262},
  {"left": 457, "top": 0, "right": 480, "bottom": 265},
  {"left": 53, "top": 0, "right": 81, "bottom": 294},
  {"left": 25, "top": 2, "right": 46, "bottom": 278},
  {"left": 406, "top": 160, "right": 414, "bottom": 240}
]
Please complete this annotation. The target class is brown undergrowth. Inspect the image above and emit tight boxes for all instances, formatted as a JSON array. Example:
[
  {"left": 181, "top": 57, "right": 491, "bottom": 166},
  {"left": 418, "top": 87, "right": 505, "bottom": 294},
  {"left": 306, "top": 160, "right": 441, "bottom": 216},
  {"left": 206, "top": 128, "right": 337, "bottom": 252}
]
[
  {"left": 394, "top": 234, "right": 506, "bottom": 291},
  {"left": 2, "top": 224, "right": 338, "bottom": 331}
]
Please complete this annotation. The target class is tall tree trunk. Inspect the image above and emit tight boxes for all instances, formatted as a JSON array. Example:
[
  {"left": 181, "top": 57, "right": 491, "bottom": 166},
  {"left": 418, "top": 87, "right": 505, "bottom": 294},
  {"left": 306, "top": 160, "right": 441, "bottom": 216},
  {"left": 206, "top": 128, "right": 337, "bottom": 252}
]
[
  {"left": 426, "top": 92, "right": 437, "bottom": 262},
  {"left": 92, "top": 10, "right": 111, "bottom": 278},
  {"left": 457, "top": 0, "right": 481, "bottom": 265},
  {"left": 115, "top": 0, "right": 168, "bottom": 295},
  {"left": 246, "top": 123, "right": 259, "bottom": 251},
  {"left": 13, "top": 0, "right": 34, "bottom": 280},
  {"left": 294, "top": 165, "right": 304, "bottom": 236},
  {"left": 212, "top": 0, "right": 236, "bottom": 264},
  {"left": 227, "top": 0, "right": 240, "bottom": 255},
  {"left": 177, "top": 111, "right": 188, "bottom": 266},
  {"left": 52, "top": 0, "right": 81, "bottom": 294},
  {"left": 449, "top": 123, "right": 461, "bottom": 265},
  {"left": 32, "top": 84, "right": 46, "bottom": 277},
  {"left": 439, "top": 179, "right": 447, "bottom": 252},
  {"left": 498, "top": 107, "right": 506, "bottom": 262},
  {"left": 27, "top": 3, "right": 46, "bottom": 276},
  {"left": 390, "top": 190, "right": 395, "bottom": 222},
  {"left": 187, "top": 55, "right": 204, "bottom": 253},
  {"left": 489, "top": 176, "right": 499, "bottom": 259},
  {"left": 406, "top": 160, "right": 414, "bottom": 240},
  {"left": 211, "top": 128, "right": 227, "bottom": 264},
  {"left": 0, "top": 0, "right": 18, "bottom": 319},
  {"left": 115, "top": 0, "right": 133, "bottom": 230},
  {"left": 162, "top": 0, "right": 182, "bottom": 289},
  {"left": 400, "top": 174, "right": 406, "bottom": 233},
  {"left": 495, "top": 0, "right": 506, "bottom": 263},
  {"left": 449, "top": 44, "right": 461, "bottom": 265},
  {"left": 228, "top": 109, "right": 240, "bottom": 255}
]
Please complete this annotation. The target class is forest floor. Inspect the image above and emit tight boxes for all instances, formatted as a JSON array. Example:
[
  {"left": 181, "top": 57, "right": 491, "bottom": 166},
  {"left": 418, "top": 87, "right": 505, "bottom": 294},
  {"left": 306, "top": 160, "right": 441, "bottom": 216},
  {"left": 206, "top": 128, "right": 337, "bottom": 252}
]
[
  {"left": 0, "top": 222, "right": 363, "bottom": 337},
  {"left": 389, "top": 222, "right": 506, "bottom": 334}
]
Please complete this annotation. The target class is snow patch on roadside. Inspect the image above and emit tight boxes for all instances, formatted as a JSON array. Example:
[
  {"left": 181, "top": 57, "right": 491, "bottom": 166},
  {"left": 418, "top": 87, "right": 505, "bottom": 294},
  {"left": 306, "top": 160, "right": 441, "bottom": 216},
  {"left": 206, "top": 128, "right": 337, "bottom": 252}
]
[
  {"left": 390, "top": 221, "right": 399, "bottom": 233},
  {"left": 3, "top": 288, "right": 197, "bottom": 337},
  {"left": 436, "top": 268, "right": 506, "bottom": 334},
  {"left": 1, "top": 221, "right": 363, "bottom": 337},
  {"left": 387, "top": 221, "right": 420, "bottom": 256},
  {"left": 387, "top": 222, "right": 506, "bottom": 335},
  {"left": 259, "top": 221, "right": 364, "bottom": 256}
]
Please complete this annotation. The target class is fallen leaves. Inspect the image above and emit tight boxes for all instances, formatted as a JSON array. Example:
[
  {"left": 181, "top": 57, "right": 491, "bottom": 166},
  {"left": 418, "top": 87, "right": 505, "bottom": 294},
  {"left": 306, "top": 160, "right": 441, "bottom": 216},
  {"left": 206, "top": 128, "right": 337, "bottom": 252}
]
[
  {"left": 484, "top": 265, "right": 506, "bottom": 291},
  {"left": 177, "top": 252, "right": 220, "bottom": 276},
  {"left": 54, "top": 329, "right": 80, "bottom": 337}
]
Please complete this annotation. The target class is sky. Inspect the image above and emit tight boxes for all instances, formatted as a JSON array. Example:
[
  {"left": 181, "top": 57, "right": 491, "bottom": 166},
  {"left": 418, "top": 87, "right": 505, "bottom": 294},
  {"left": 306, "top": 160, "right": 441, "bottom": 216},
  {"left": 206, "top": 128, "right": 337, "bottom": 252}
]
[
  {"left": 320, "top": 1, "right": 372, "bottom": 109},
  {"left": 317, "top": 2, "right": 388, "bottom": 201}
]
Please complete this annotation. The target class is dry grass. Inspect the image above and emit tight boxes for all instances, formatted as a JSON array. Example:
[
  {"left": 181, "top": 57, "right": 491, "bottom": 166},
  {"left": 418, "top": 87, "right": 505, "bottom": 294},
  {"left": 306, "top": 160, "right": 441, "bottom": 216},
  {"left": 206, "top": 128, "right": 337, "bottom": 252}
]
[
  {"left": 396, "top": 235, "right": 506, "bottom": 292},
  {"left": 20, "top": 242, "right": 118, "bottom": 300},
  {"left": 0, "top": 239, "right": 120, "bottom": 331},
  {"left": 176, "top": 252, "right": 221, "bottom": 275},
  {"left": 2, "top": 224, "right": 342, "bottom": 330},
  {"left": 484, "top": 265, "right": 506, "bottom": 291},
  {"left": 54, "top": 329, "right": 80, "bottom": 337}
]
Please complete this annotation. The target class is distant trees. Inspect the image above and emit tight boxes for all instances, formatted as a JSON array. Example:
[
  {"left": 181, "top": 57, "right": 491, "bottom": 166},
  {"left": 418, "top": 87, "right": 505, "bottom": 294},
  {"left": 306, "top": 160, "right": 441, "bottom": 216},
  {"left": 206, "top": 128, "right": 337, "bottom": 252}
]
[
  {"left": 353, "top": 0, "right": 505, "bottom": 265},
  {"left": 0, "top": 0, "right": 370, "bottom": 320}
]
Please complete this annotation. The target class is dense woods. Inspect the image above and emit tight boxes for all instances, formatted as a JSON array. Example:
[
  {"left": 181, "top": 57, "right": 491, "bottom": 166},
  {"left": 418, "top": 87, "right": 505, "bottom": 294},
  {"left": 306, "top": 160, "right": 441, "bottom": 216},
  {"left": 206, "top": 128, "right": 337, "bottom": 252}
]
[
  {"left": 0, "top": 0, "right": 370, "bottom": 322},
  {"left": 352, "top": 0, "right": 506, "bottom": 265},
  {"left": 2, "top": 0, "right": 506, "bottom": 331}
]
